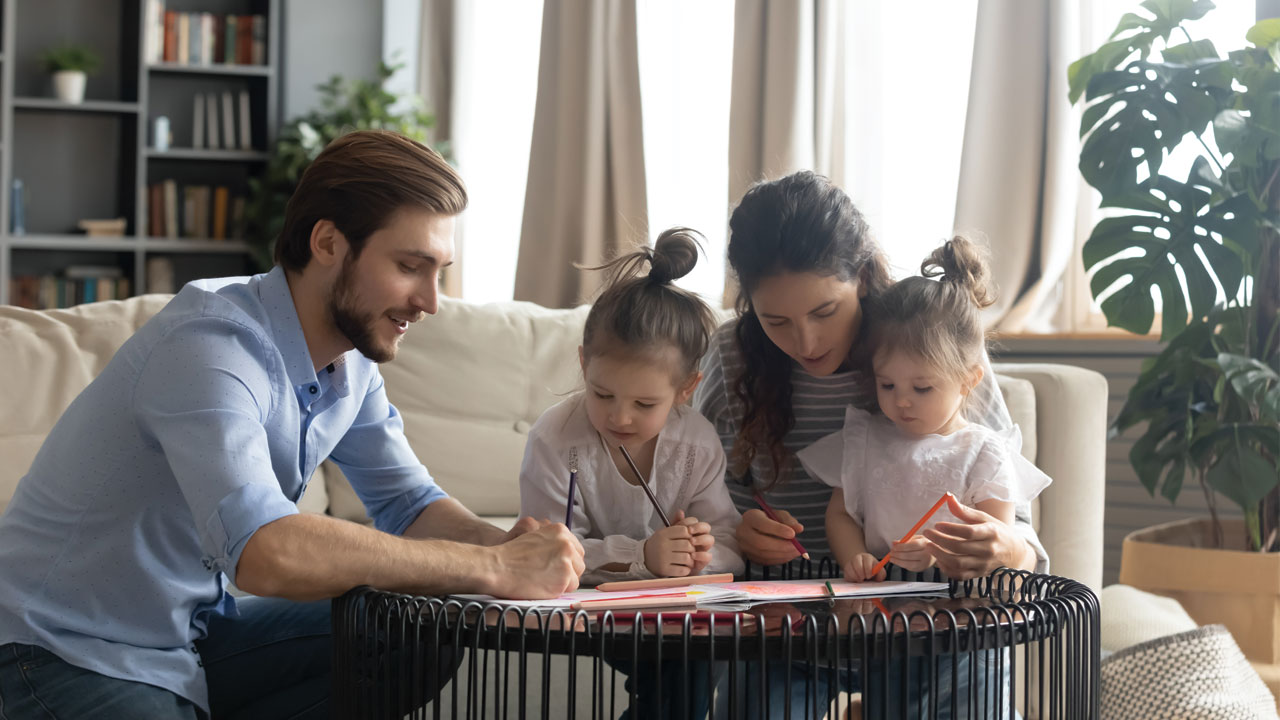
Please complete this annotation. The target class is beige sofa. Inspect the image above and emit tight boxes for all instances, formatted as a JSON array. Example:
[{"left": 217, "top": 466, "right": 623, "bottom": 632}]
[{"left": 0, "top": 294, "right": 1108, "bottom": 591}]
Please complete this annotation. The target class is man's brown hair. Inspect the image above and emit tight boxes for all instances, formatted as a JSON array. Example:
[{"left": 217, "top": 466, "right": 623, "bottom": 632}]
[{"left": 274, "top": 129, "right": 467, "bottom": 271}]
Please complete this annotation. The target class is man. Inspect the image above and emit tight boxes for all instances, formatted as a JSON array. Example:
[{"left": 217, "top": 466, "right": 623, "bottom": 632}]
[{"left": 0, "top": 130, "right": 585, "bottom": 719}]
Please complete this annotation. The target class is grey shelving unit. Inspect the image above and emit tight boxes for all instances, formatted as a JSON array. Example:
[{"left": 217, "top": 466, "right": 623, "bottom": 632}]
[{"left": 0, "top": 0, "right": 281, "bottom": 307}]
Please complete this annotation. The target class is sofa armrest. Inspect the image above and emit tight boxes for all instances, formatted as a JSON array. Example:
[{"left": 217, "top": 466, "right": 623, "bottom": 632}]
[{"left": 992, "top": 362, "right": 1108, "bottom": 592}]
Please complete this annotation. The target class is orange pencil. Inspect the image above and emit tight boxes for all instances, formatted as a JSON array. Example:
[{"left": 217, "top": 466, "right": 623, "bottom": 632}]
[
  {"left": 868, "top": 491, "right": 954, "bottom": 579},
  {"left": 752, "top": 490, "right": 810, "bottom": 560}
]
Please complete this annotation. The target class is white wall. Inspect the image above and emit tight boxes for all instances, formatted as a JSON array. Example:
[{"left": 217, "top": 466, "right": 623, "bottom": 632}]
[{"left": 282, "top": 0, "right": 385, "bottom": 120}]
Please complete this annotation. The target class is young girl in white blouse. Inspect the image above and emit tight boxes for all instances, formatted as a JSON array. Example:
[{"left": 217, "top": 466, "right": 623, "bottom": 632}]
[
  {"left": 800, "top": 235, "right": 1051, "bottom": 583},
  {"left": 520, "top": 228, "right": 744, "bottom": 586}
]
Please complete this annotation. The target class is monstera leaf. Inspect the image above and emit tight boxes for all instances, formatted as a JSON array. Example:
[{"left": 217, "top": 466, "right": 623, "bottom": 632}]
[{"left": 1081, "top": 160, "right": 1252, "bottom": 339}]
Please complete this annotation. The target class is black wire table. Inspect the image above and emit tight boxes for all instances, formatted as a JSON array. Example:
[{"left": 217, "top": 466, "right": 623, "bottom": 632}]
[{"left": 332, "top": 566, "right": 1100, "bottom": 719}]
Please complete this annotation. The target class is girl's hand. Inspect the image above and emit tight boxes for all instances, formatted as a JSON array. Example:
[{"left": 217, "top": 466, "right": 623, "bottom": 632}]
[
  {"left": 671, "top": 510, "right": 715, "bottom": 575},
  {"left": 736, "top": 508, "right": 805, "bottom": 566},
  {"left": 643, "top": 523, "right": 696, "bottom": 577},
  {"left": 842, "top": 552, "right": 886, "bottom": 582},
  {"left": 888, "top": 535, "right": 936, "bottom": 572},
  {"left": 921, "top": 496, "right": 1035, "bottom": 580}
]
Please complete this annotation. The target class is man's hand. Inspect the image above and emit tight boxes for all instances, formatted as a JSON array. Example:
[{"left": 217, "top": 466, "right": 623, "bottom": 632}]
[
  {"left": 500, "top": 516, "right": 545, "bottom": 544},
  {"left": 888, "top": 535, "right": 936, "bottom": 572},
  {"left": 921, "top": 496, "right": 1034, "bottom": 580},
  {"left": 735, "top": 508, "right": 804, "bottom": 566},
  {"left": 487, "top": 523, "right": 584, "bottom": 599},
  {"left": 841, "top": 552, "right": 886, "bottom": 583}
]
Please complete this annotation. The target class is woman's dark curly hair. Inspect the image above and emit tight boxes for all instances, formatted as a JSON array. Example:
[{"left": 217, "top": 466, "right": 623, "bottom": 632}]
[{"left": 727, "top": 171, "right": 891, "bottom": 487}]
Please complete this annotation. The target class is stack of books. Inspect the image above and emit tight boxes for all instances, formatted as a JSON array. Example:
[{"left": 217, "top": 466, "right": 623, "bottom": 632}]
[
  {"left": 10, "top": 266, "right": 131, "bottom": 309},
  {"left": 146, "top": 2, "right": 268, "bottom": 66},
  {"left": 147, "top": 180, "right": 246, "bottom": 241}
]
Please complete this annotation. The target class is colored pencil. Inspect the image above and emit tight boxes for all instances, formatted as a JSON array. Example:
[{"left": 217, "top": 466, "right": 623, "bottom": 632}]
[
  {"left": 751, "top": 490, "right": 811, "bottom": 560},
  {"left": 617, "top": 445, "right": 672, "bottom": 527},
  {"left": 565, "top": 468, "right": 578, "bottom": 529},
  {"left": 595, "top": 572, "right": 735, "bottom": 593},
  {"left": 824, "top": 581, "right": 835, "bottom": 597},
  {"left": 868, "top": 491, "right": 954, "bottom": 578}
]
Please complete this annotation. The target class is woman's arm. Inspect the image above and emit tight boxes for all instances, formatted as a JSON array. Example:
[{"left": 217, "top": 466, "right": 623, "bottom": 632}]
[{"left": 923, "top": 496, "right": 1037, "bottom": 579}]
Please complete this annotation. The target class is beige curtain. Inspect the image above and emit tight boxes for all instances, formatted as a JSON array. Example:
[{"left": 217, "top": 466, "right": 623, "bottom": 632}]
[
  {"left": 725, "top": 0, "right": 845, "bottom": 304},
  {"left": 513, "top": 0, "right": 648, "bottom": 308},
  {"left": 953, "top": 0, "right": 1084, "bottom": 332},
  {"left": 418, "top": 0, "right": 462, "bottom": 296}
]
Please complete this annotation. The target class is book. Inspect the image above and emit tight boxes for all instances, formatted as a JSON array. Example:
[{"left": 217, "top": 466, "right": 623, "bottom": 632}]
[
  {"left": 182, "top": 186, "right": 196, "bottom": 237},
  {"left": 149, "top": 184, "right": 163, "bottom": 237},
  {"left": 146, "top": 0, "right": 164, "bottom": 63},
  {"left": 192, "top": 93, "right": 203, "bottom": 149},
  {"left": 251, "top": 14, "right": 266, "bottom": 65},
  {"left": 236, "top": 15, "right": 252, "bottom": 64},
  {"left": 146, "top": 256, "right": 176, "bottom": 294},
  {"left": 221, "top": 91, "right": 236, "bottom": 149},
  {"left": 203, "top": 13, "right": 215, "bottom": 65},
  {"left": 188, "top": 12, "right": 200, "bottom": 65},
  {"left": 162, "top": 179, "right": 178, "bottom": 240},
  {"left": 177, "top": 13, "right": 189, "bottom": 65},
  {"left": 224, "top": 16, "right": 237, "bottom": 66},
  {"left": 212, "top": 186, "right": 229, "bottom": 240},
  {"left": 238, "top": 90, "right": 252, "bottom": 149},
  {"left": 230, "top": 196, "right": 246, "bottom": 238},
  {"left": 163, "top": 10, "right": 177, "bottom": 63},
  {"left": 205, "top": 91, "right": 219, "bottom": 150}
]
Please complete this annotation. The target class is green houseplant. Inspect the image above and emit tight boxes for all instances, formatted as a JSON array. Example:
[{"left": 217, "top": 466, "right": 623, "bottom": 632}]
[
  {"left": 1070, "top": 0, "right": 1279, "bottom": 553},
  {"left": 244, "top": 61, "right": 443, "bottom": 269},
  {"left": 40, "top": 44, "right": 101, "bottom": 104}
]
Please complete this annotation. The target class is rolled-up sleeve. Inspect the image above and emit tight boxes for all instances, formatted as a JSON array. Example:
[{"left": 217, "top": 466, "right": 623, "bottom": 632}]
[
  {"left": 328, "top": 370, "right": 447, "bottom": 535},
  {"left": 132, "top": 318, "right": 299, "bottom": 585}
]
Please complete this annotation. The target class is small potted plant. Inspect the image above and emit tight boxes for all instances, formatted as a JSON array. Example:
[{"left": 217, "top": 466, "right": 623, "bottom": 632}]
[{"left": 40, "top": 44, "right": 101, "bottom": 104}]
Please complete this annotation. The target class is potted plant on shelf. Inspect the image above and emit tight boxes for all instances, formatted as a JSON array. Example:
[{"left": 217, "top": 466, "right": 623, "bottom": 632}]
[
  {"left": 244, "top": 60, "right": 444, "bottom": 270},
  {"left": 1070, "top": 0, "right": 1279, "bottom": 687},
  {"left": 40, "top": 43, "right": 101, "bottom": 104}
]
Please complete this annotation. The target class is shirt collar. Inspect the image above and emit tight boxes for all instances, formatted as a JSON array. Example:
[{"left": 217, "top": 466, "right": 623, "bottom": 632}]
[{"left": 256, "top": 266, "right": 356, "bottom": 400}]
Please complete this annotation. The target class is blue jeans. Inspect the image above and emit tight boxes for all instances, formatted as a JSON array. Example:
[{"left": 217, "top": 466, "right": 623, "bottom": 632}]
[
  {"left": 608, "top": 658, "right": 720, "bottom": 719},
  {"left": 716, "top": 650, "right": 1012, "bottom": 719},
  {"left": 0, "top": 597, "right": 330, "bottom": 720}
]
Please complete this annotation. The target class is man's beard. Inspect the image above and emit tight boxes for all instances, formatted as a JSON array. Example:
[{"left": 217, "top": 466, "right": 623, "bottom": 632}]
[{"left": 329, "top": 257, "right": 395, "bottom": 363}]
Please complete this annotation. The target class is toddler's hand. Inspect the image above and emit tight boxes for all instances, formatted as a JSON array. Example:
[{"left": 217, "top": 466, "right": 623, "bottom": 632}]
[
  {"left": 888, "top": 535, "right": 936, "bottom": 572},
  {"left": 671, "top": 510, "right": 715, "bottom": 575},
  {"left": 643, "top": 523, "right": 696, "bottom": 577},
  {"left": 842, "top": 552, "right": 886, "bottom": 582}
]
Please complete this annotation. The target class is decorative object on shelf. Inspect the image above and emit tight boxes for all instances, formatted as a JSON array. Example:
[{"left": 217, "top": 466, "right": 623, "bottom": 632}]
[
  {"left": 153, "top": 115, "right": 170, "bottom": 152},
  {"left": 244, "top": 61, "right": 442, "bottom": 270},
  {"left": 1070, "top": 0, "right": 1280, "bottom": 692},
  {"left": 76, "top": 218, "right": 127, "bottom": 237},
  {"left": 10, "top": 179, "right": 25, "bottom": 236},
  {"left": 39, "top": 43, "right": 102, "bottom": 104}
]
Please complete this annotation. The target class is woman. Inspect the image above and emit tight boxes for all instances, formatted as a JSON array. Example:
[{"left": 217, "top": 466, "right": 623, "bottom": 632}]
[{"left": 695, "top": 170, "right": 1043, "bottom": 718}]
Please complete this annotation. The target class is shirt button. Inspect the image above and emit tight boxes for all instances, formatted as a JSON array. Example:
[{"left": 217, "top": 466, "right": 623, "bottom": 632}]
[{"left": 309, "top": 385, "right": 318, "bottom": 394}]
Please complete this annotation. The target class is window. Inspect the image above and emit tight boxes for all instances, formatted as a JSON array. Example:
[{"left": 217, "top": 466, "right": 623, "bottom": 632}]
[
  {"left": 1072, "top": 0, "right": 1259, "bottom": 332},
  {"left": 636, "top": 0, "right": 735, "bottom": 306}
]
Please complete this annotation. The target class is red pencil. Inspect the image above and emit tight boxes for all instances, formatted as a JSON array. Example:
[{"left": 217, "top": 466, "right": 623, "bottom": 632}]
[
  {"left": 751, "top": 490, "right": 810, "bottom": 560},
  {"left": 869, "top": 491, "right": 954, "bottom": 578}
]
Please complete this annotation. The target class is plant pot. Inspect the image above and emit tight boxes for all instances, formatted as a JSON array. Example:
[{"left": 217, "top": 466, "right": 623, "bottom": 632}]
[
  {"left": 1119, "top": 517, "right": 1280, "bottom": 705},
  {"left": 52, "top": 70, "right": 86, "bottom": 104}
]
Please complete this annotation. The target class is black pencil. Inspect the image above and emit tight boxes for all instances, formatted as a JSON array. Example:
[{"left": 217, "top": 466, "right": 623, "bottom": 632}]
[{"left": 617, "top": 445, "right": 672, "bottom": 527}]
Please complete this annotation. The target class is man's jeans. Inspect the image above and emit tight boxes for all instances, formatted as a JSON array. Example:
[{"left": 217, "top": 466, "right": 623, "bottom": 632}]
[{"left": 0, "top": 597, "right": 330, "bottom": 720}]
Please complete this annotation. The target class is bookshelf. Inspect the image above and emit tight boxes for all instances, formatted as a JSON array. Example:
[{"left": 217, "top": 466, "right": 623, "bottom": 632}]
[{"left": 0, "top": 0, "right": 282, "bottom": 309}]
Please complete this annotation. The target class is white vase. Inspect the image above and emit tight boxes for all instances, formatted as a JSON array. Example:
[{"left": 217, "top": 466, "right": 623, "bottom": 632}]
[{"left": 52, "top": 70, "right": 86, "bottom": 104}]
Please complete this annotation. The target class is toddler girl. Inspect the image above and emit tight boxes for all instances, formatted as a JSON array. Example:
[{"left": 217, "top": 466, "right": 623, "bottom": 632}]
[
  {"left": 520, "top": 227, "right": 743, "bottom": 585},
  {"left": 800, "top": 235, "right": 1050, "bottom": 582}
]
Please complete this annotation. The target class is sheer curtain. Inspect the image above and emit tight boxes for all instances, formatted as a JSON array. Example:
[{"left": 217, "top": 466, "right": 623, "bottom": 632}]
[{"left": 415, "top": 0, "right": 544, "bottom": 303}]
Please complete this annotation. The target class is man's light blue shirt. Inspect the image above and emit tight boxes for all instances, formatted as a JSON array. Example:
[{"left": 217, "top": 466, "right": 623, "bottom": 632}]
[{"left": 0, "top": 267, "right": 447, "bottom": 709}]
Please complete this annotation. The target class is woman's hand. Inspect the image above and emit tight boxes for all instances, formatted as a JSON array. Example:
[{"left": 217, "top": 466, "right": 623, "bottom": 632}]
[
  {"left": 921, "top": 496, "right": 1035, "bottom": 580},
  {"left": 888, "top": 535, "right": 936, "bottom": 572},
  {"left": 735, "top": 508, "right": 804, "bottom": 566}
]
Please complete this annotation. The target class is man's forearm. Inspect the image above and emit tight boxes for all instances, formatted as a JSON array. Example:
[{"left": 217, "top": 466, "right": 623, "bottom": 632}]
[
  {"left": 402, "top": 497, "right": 508, "bottom": 546},
  {"left": 236, "top": 512, "right": 502, "bottom": 602}
]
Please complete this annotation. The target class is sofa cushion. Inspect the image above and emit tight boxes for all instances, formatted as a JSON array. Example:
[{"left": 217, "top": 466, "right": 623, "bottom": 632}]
[{"left": 374, "top": 297, "right": 590, "bottom": 517}]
